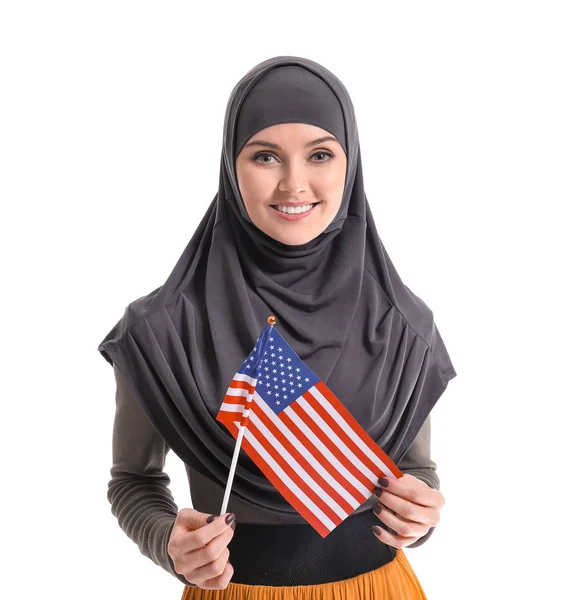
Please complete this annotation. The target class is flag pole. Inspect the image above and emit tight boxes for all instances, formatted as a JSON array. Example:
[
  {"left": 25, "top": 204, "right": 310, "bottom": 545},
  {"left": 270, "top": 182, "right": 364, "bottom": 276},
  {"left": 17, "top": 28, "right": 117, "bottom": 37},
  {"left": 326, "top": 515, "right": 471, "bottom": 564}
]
[{"left": 220, "top": 316, "right": 277, "bottom": 516}]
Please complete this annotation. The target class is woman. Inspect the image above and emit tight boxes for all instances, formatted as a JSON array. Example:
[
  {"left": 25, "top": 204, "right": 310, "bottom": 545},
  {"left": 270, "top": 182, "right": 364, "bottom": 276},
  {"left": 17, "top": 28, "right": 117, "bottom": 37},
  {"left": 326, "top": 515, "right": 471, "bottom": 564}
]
[{"left": 99, "top": 55, "right": 457, "bottom": 598}]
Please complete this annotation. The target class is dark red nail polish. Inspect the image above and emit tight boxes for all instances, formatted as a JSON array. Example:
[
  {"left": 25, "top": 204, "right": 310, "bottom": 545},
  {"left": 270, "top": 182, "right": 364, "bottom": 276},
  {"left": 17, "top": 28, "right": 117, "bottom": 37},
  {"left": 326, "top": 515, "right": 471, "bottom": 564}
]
[
  {"left": 378, "top": 478, "right": 389, "bottom": 487},
  {"left": 372, "top": 526, "right": 381, "bottom": 536},
  {"left": 375, "top": 487, "right": 383, "bottom": 497},
  {"left": 372, "top": 503, "right": 382, "bottom": 514},
  {"left": 206, "top": 515, "right": 216, "bottom": 523}
]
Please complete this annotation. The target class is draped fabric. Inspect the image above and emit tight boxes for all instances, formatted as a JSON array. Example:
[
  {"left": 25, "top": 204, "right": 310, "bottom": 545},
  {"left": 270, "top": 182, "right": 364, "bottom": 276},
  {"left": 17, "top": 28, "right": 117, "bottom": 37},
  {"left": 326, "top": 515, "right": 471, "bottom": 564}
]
[{"left": 98, "top": 55, "right": 456, "bottom": 525}]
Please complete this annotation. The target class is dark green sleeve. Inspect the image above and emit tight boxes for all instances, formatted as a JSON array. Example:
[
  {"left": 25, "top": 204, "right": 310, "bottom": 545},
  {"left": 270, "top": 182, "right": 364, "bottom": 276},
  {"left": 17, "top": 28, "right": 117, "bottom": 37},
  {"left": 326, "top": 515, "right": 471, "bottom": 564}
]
[
  {"left": 107, "top": 364, "right": 196, "bottom": 586},
  {"left": 395, "top": 415, "right": 441, "bottom": 548}
]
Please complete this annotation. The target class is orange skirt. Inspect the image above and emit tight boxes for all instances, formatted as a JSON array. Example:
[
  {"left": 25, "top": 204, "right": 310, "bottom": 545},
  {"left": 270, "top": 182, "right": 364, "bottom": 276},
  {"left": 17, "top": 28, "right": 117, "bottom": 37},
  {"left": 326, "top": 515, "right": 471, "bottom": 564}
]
[{"left": 180, "top": 548, "right": 427, "bottom": 599}]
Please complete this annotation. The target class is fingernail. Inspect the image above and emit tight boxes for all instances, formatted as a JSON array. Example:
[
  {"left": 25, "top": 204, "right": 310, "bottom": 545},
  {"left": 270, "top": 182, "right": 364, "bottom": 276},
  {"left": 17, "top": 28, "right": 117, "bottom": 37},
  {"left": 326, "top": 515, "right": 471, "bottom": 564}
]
[
  {"left": 375, "top": 487, "right": 383, "bottom": 497},
  {"left": 372, "top": 526, "right": 381, "bottom": 536},
  {"left": 372, "top": 503, "right": 382, "bottom": 514},
  {"left": 225, "top": 513, "right": 236, "bottom": 525},
  {"left": 206, "top": 515, "right": 216, "bottom": 523},
  {"left": 378, "top": 478, "right": 389, "bottom": 487},
  {"left": 230, "top": 521, "right": 236, "bottom": 531}
]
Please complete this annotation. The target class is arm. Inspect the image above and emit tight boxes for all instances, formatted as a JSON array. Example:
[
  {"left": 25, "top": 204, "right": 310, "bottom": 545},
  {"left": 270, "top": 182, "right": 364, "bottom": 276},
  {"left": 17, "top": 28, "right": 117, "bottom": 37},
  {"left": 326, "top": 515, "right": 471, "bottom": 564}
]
[
  {"left": 395, "top": 414, "right": 440, "bottom": 548},
  {"left": 107, "top": 364, "right": 194, "bottom": 586}
]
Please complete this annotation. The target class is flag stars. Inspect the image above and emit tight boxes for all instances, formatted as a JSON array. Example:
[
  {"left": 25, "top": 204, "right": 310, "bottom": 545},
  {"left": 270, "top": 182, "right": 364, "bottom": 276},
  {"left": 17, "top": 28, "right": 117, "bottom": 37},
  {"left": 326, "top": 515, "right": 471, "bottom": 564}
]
[
  {"left": 266, "top": 383, "right": 271, "bottom": 387},
  {"left": 287, "top": 358, "right": 292, "bottom": 362},
  {"left": 265, "top": 375, "right": 270, "bottom": 380},
  {"left": 296, "top": 368, "right": 300, "bottom": 373},
  {"left": 297, "top": 376, "right": 301, "bottom": 380},
  {"left": 305, "top": 377, "right": 310, "bottom": 382},
  {"left": 267, "top": 390, "right": 272, "bottom": 395},
  {"left": 276, "top": 400, "right": 281, "bottom": 405}
]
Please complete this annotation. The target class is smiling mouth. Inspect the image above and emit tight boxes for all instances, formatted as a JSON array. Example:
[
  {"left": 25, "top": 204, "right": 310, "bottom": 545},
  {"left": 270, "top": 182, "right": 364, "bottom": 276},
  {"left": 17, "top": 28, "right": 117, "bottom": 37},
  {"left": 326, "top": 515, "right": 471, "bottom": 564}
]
[{"left": 270, "top": 202, "right": 321, "bottom": 214}]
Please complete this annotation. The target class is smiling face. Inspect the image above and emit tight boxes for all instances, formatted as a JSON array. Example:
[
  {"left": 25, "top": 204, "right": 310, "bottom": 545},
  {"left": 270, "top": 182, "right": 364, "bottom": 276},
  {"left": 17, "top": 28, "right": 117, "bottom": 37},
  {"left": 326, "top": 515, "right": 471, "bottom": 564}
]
[{"left": 235, "top": 123, "right": 347, "bottom": 245}]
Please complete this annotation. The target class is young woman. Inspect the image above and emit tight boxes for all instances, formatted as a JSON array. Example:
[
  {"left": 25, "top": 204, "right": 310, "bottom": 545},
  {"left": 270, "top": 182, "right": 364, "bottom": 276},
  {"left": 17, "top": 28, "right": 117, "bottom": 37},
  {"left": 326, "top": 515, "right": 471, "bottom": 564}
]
[{"left": 99, "top": 55, "right": 457, "bottom": 599}]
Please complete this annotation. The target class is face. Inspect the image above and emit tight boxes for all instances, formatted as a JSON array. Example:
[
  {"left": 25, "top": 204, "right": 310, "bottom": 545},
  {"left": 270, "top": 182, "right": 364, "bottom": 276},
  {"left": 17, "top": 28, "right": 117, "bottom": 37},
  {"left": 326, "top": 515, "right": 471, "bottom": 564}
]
[{"left": 235, "top": 123, "right": 347, "bottom": 245}]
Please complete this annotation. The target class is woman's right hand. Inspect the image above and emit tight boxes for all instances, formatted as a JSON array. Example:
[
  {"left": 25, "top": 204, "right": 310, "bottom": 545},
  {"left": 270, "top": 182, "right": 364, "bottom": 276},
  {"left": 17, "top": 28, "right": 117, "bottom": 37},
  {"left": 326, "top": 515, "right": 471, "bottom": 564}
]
[{"left": 167, "top": 508, "right": 236, "bottom": 590}]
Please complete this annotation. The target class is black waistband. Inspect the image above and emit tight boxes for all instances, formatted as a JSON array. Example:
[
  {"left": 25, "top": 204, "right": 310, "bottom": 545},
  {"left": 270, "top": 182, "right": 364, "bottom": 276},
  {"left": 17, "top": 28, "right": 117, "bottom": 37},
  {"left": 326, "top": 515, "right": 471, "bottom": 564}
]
[{"left": 228, "top": 509, "right": 396, "bottom": 586}]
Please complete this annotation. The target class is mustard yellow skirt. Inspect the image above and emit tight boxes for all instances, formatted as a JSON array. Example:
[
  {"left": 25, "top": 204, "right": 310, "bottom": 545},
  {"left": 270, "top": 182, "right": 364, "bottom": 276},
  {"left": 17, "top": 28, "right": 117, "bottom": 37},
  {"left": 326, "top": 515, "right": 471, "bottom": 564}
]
[{"left": 180, "top": 548, "right": 426, "bottom": 599}]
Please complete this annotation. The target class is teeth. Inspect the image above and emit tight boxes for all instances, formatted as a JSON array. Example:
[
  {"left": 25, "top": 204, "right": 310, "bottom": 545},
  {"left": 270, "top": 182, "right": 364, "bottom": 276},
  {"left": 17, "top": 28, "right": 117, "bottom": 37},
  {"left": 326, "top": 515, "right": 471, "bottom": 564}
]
[{"left": 275, "top": 204, "right": 314, "bottom": 214}]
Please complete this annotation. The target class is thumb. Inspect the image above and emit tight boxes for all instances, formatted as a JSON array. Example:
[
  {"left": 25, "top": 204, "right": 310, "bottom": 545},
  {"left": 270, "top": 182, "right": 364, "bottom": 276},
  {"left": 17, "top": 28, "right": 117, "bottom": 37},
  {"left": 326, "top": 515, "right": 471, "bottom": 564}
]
[{"left": 174, "top": 508, "right": 215, "bottom": 531}]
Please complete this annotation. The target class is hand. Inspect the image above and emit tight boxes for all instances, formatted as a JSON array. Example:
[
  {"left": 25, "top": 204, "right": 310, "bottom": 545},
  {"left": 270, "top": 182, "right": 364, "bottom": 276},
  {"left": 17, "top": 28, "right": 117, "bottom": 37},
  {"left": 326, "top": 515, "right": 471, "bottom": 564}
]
[
  {"left": 371, "top": 474, "right": 444, "bottom": 549},
  {"left": 167, "top": 508, "right": 236, "bottom": 590}
]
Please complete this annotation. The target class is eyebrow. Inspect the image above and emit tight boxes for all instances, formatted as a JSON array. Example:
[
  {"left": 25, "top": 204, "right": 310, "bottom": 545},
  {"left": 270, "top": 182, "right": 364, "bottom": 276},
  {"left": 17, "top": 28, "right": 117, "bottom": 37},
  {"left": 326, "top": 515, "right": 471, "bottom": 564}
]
[{"left": 243, "top": 135, "right": 339, "bottom": 150}]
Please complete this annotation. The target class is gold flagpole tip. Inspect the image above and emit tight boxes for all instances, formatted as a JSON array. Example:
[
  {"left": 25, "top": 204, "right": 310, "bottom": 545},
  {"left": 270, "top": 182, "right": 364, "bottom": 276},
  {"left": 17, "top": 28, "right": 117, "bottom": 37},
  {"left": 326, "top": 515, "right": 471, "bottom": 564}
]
[{"left": 267, "top": 315, "right": 276, "bottom": 325}]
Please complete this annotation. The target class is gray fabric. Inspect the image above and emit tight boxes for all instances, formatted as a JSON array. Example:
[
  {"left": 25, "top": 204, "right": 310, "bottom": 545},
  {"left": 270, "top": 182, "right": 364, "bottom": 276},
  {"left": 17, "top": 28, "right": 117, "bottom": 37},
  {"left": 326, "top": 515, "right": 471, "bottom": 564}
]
[
  {"left": 108, "top": 364, "right": 440, "bottom": 584},
  {"left": 234, "top": 65, "right": 347, "bottom": 159},
  {"left": 98, "top": 55, "right": 457, "bottom": 525}
]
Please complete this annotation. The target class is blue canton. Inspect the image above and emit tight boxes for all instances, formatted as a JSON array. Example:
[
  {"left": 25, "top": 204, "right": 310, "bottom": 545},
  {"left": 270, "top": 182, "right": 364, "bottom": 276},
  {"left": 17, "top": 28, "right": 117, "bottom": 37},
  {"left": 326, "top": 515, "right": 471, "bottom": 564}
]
[{"left": 240, "top": 326, "right": 320, "bottom": 415}]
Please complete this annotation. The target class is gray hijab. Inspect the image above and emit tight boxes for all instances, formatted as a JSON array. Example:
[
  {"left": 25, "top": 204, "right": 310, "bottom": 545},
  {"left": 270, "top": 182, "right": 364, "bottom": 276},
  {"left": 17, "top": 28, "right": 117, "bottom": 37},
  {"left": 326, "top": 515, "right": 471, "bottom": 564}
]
[{"left": 98, "top": 55, "right": 457, "bottom": 524}]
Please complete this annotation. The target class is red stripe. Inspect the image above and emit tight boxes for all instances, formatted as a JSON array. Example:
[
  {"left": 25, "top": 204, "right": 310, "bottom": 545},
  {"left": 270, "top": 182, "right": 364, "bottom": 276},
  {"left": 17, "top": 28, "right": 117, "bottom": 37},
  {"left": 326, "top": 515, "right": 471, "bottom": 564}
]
[
  {"left": 315, "top": 381, "right": 402, "bottom": 479},
  {"left": 250, "top": 401, "right": 354, "bottom": 516},
  {"left": 220, "top": 419, "right": 332, "bottom": 538},
  {"left": 292, "top": 395, "right": 375, "bottom": 491},
  {"left": 277, "top": 408, "right": 366, "bottom": 506},
  {"left": 305, "top": 388, "right": 385, "bottom": 481}
]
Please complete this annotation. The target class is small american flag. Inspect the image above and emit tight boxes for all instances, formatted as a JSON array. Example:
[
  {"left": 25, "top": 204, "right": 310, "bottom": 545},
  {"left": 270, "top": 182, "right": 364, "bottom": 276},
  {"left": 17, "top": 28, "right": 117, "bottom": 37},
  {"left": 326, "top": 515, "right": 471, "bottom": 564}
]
[{"left": 216, "top": 320, "right": 403, "bottom": 537}]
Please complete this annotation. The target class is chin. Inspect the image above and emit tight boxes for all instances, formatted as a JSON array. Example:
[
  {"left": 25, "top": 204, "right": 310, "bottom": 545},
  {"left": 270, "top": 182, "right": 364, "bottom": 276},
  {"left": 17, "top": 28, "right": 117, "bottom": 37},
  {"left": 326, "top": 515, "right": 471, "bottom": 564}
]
[{"left": 269, "top": 230, "right": 318, "bottom": 246}]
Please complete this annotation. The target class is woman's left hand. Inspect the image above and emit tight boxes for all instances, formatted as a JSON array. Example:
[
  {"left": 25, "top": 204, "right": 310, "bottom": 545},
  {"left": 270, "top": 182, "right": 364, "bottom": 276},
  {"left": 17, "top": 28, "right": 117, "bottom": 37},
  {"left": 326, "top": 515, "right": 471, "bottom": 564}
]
[{"left": 371, "top": 474, "right": 445, "bottom": 548}]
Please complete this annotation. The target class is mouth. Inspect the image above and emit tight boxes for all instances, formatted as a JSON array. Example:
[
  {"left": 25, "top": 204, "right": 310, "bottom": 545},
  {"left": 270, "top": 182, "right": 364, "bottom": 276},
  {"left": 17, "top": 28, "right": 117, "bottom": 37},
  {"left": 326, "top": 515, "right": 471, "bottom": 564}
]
[{"left": 270, "top": 202, "right": 321, "bottom": 221}]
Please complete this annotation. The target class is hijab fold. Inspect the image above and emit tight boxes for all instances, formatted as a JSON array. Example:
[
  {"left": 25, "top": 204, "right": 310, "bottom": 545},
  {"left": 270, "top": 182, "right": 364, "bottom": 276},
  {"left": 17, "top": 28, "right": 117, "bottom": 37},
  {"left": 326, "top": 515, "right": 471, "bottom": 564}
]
[{"left": 98, "top": 55, "right": 456, "bottom": 524}]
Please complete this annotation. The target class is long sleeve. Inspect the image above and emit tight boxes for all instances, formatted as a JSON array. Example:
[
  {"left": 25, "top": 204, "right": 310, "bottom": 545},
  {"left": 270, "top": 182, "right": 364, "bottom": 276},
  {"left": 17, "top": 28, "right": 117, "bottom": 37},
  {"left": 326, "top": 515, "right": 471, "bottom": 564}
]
[
  {"left": 395, "top": 414, "right": 440, "bottom": 548},
  {"left": 107, "top": 364, "right": 195, "bottom": 586}
]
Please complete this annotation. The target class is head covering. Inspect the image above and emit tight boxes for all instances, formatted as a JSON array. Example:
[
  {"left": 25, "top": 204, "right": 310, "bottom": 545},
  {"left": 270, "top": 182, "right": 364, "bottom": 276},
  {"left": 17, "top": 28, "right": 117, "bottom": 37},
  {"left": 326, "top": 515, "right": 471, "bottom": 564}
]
[{"left": 98, "top": 55, "right": 457, "bottom": 524}]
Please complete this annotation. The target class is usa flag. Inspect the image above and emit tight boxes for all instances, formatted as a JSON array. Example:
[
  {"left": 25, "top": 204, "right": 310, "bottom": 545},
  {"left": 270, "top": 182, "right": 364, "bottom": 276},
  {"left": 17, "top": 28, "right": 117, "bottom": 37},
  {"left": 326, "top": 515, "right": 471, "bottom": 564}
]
[{"left": 216, "top": 321, "right": 403, "bottom": 538}]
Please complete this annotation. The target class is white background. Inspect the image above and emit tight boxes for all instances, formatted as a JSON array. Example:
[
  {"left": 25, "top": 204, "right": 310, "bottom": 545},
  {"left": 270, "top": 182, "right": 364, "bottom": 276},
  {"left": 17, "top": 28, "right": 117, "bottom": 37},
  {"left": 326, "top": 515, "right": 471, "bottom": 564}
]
[{"left": 2, "top": 1, "right": 562, "bottom": 598}]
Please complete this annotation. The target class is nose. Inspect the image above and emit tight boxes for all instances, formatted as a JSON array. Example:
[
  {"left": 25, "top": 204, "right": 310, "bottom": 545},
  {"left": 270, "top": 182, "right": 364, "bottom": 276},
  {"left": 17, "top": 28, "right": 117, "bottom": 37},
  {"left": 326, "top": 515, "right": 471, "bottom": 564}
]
[{"left": 278, "top": 160, "right": 308, "bottom": 194}]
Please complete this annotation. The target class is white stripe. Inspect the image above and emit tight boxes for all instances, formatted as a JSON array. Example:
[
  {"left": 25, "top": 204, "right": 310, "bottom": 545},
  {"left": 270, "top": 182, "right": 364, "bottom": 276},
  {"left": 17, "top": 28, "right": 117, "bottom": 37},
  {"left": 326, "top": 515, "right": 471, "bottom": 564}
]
[
  {"left": 254, "top": 394, "right": 369, "bottom": 501},
  {"left": 226, "top": 387, "right": 252, "bottom": 398},
  {"left": 233, "top": 372, "right": 257, "bottom": 386},
  {"left": 308, "top": 386, "right": 395, "bottom": 478},
  {"left": 251, "top": 395, "right": 356, "bottom": 519},
  {"left": 296, "top": 395, "right": 380, "bottom": 484},
  {"left": 219, "top": 403, "right": 244, "bottom": 414},
  {"left": 284, "top": 406, "right": 372, "bottom": 497},
  {"left": 234, "top": 421, "right": 338, "bottom": 532}
]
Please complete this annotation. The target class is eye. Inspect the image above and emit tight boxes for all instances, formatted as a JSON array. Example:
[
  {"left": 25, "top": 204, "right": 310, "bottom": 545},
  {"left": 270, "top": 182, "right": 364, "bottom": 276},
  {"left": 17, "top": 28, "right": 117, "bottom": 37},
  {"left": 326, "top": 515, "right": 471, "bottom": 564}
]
[
  {"left": 252, "top": 151, "right": 335, "bottom": 164},
  {"left": 253, "top": 152, "right": 278, "bottom": 164},
  {"left": 311, "top": 151, "right": 334, "bottom": 162}
]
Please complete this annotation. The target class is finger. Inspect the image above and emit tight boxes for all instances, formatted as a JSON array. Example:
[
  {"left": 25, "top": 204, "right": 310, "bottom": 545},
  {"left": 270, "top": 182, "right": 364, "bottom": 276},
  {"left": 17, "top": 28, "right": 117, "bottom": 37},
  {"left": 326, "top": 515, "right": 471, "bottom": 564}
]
[
  {"left": 375, "top": 488, "right": 438, "bottom": 526},
  {"left": 183, "top": 524, "right": 235, "bottom": 570},
  {"left": 199, "top": 561, "right": 234, "bottom": 591},
  {"left": 371, "top": 524, "right": 421, "bottom": 549},
  {"left": 190, "top": 546, "right": 231, "bottom": 587},
  {"left": 378, "top": 475, "right": 440, "bottom": 508},
  {"left": 185, "top": 513, "right": 236, "bottom": 552},
  {"left": 372, "top": 501, "right": 430, "bottom": 539}
]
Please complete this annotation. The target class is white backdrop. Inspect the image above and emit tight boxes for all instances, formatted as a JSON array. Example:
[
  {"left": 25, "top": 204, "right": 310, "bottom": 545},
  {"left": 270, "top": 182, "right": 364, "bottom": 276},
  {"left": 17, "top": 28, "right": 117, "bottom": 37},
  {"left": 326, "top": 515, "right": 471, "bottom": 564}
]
[{"left": 2, "top": 1, "right": 562, "bottom": 598}]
